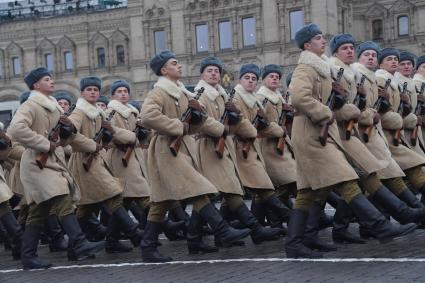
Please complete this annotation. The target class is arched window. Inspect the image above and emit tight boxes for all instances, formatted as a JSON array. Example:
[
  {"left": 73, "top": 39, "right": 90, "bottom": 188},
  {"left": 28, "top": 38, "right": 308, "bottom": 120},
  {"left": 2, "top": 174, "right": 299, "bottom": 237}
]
[
  {"left": 372, "top": 19, "right": 383, "bottom": 40},
  {"left": 398, "top": 16, "right": 409, "bottom": 36},
  {"left": 97, "top": 47, "right": 105, "bottom": 68},
  {"left": 44, "top": 53, "right": 54, "bottom": 71},
  {"left": 116, "top": 45, "right": 125, "bottom": 65}
]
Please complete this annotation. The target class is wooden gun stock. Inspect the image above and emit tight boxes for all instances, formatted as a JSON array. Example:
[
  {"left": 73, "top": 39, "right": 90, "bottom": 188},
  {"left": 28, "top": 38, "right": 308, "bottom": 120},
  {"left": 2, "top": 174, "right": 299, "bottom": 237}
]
[
  {"left": 411, "top": 126, "right": 419, "bottom": 146},
  {"left": 122, "top": 145, "right": 134, "bottom": 167},
  {"left": 36, "top": 104, "right": 76, "bottom": 170},
  {"left": 215, "top": 89, "right": 236, "bottom": 159},
  {"left": 242, "top": 139, "right": 253, "bottom": 159},
  {"left": 393, "top": 129, "right": 401, "bottom": 146},
  {"left": 345, "top": 120, "right": 355, "bottom": 140},
  {"left": 363, "top": 125, "right": 374, "bottom": 143},
  {"left": 276, "top": 135, "right": 286, "bottom": 155},
  {"left": 319, "top": 123, "right": 330, "bottom": 146}
]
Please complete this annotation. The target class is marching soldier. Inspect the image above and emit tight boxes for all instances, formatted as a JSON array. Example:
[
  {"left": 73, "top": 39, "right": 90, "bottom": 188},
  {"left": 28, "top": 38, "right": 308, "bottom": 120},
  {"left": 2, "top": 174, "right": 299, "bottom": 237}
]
[
  {"left": 286, "top": 24, "right": 416, "bottom": 258},
  {"left": 8, "top": 67, "right": 104, "bottom": 269},
  {"left": 256, "top": 64, "right": 298, "bottom": 215},
  {"left": 352, "top": 42, "right": 424, "bottom": 211},
  {"left": 375, "top": 49, "right": 425, "bottom": 202},
  {"left": 105, "top": 79, "right": 151, "bottom": 252},
  {"left": 413, "top": 55, "right": 425, "bottom": 156},
  {"left": 68, "top": 77, "right": 143, "bottom": 253},
  {"left": 232, "top": 63, "right": 292, "bottom": 227},
  {"left": 194, "top": 57, "right": 282, "bottom": 248},
  {"left": 394, "top": 51, "right": 425, "bottom": 155},
  {"left": 140, "top": 50, "right": 251, "bottom": 262}
]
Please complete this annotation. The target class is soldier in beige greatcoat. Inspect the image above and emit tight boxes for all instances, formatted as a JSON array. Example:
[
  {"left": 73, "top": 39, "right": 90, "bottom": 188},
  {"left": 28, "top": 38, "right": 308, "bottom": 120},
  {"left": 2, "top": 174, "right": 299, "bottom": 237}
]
[
  {"left": 8, "top": 67, "right": 104, "bottom": 270},
  {"left": 285, "top": 24, "right": 416, "bottom": 259},
  {"left": 68, "top": 77, "right": 143, "bottom": 253},
  {"left": 194, "top": 57, "right": 282, "bottom": 249},
  {"left": 375, "top": 49, "right": 425, "bottom": 201},
  {"left": 140, "top": 51, "right": 251, "bottom": 262}
]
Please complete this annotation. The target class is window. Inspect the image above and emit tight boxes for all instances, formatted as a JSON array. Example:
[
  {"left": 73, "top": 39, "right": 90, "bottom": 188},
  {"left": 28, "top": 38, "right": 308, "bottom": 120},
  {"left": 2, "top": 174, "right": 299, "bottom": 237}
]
[
  {"left": 242, "top": 17, "right": 256, "bottom": 46},
  {"left": 289, "top": 10, "right": 304, "bottom": 40},
  {"left": 398, "top": 16, "right": 409, "bottom": 36},
  {"left": 196, "top": 24, "right": 208, "bottom": 52},
  {"left": 44, "top": 53, "right": 54, "bottom": 71},
  {"left": 116, "top": 45, "right": 125, "bottom": 65},
  {"left": 97, "top": 47, "right": 105, "bottom": 68},
  {"left": 154, "top": 30, "right": 167, "bottom": 55},
  {"left": 64, "top": 51, "right": 73, "bottom": 71},
  {"left": 372, "top": 19, "right": 383, "bottom": 40},
  {"left": 219, "top": 20, "right": 232, "bottom": 50},
  {"left": 12, "top": 57, "right": 20, "bottom": 75}
]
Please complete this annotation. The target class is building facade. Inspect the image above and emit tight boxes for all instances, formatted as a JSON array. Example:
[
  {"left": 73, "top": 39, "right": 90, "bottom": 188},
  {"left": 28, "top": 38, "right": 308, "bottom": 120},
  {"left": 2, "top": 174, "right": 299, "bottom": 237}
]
[{"left": 0, "top": 0, "right": 423, "bottom": 113}]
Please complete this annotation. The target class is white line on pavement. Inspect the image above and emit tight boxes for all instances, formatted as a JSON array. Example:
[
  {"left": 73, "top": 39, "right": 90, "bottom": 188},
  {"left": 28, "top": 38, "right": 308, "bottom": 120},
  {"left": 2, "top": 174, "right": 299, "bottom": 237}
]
[{"left": 2, "top": 257, "right": 425, "bottom": 273}]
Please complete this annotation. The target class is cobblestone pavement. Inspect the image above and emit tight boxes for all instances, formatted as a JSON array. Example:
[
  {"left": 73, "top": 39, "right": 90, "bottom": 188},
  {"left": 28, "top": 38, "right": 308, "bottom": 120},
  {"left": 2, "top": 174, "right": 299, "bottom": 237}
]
[{"left": 1, "top": 206, "right": 425, "bottom": 282}]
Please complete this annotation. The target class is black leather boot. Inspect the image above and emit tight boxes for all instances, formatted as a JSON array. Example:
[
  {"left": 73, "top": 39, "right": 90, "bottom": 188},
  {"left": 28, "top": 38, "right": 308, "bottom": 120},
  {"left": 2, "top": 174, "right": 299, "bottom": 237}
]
[
  {"left": 105, "top": 214, "right": 133, "bottom": 253},
  {"left": 199, "top": 203, "right": 251, "bottom": 247},
  {"left": 85, "top": 212, "right": 107, "bottom": 242},
  {"left": 348, "top": 194, "right": 417, "bottom": 243},
  {"left": 1, "top": 211, "right": 23, "bottom": 259},
  {"left": 220, "top": 205, "right": 243, "bottom": 229},
  {"left": 235, "top": 204, "right": 282, "bottom": 244},
  {"left": 303, "top": 202, "right": 337, "bottom": 252},
  {"left": 318, "top": 210, "right": 334, "bottom": 230},
  {"left": 265, "top": 195, "right": 291, "bottom": 223},
  {"left": 398, "top": 189, "right": 425, "bottom": 209},
  {"left": 129, "top": 203, "right": 148, "bottom": 230},
  {"left": 112, "top": 207, "right": 144, "bottom": 247},
  {"left": 371, "top": 186, "right": 425, "bottom": 224},
  {"left": 21, "top": 225, "right": 52, "bottom": 270},
  {"left": 187, "top": 211, "right": 218, "bottom": 254},
  {"left": 162, "top": 218, "right": 186, "bottom": 241},
  {"left": 46, "top": 215, "right": 68, "bottom": 252},
  {"left": 285, "top": 209, "right": 322, "bottom": 258},
  {"left": 61, "top": 214, "right": 105, "bottom": 261},
  {"left": 141, "top": 221, "right": 172, "bottom": 262},
  {"left": 332, "top": 199, "right": 365, "bottom": 244},
  {"left": 250, "top": 198, "right": 266, "bottom": 226}
]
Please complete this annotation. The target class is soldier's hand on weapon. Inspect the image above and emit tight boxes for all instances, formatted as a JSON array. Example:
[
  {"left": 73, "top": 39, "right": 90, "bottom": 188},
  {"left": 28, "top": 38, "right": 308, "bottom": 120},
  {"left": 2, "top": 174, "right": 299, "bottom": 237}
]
[
  {"left": 49, "top": 141, "right": 59, "bottom": 153},
  {"left": 94, "top": 143, "right": 103, "bottom": 153},
  {"left": 0, "top": 131, "right": 11, "bottom": 145},
  {"left": 222, "top": 125, "right": 230, "bottom": 137},
  {"left": 136, "top": 120, "right": 145, "bottom": 128},
  {"left": 332, "top": 82, "right": 348, "bottom": 97},
  {"left": 182, "top": 122, "right": 190, "bottom": 135},
  {"left": 225, "top": 101, "right": 240, "bottom": 114},
  {"left": 326, "top": 111, "right": 336, "bottom": 125},
  {"left": 400, "top": 93, "right": 410, "bottom": 103},
  {"left": 101, "top": 120, "right": 115, "bottom": 134},
  {"left": 357, "top": 85, "right": 367, "bottom": 96},
  {"left": 59, "top": 115, "right": 73, "bottom": 127},
  {"left": 188, "top": 99, "right": 202, "bottom": 111},
  {"left": 377, "top": 87, "right": 389, "bottom": 99},
  {"left": 373, "top": 113, "right": 381, "bottom": 125},
  {"left": 417, "top": 115, "right": 423, "bottom": 127}
]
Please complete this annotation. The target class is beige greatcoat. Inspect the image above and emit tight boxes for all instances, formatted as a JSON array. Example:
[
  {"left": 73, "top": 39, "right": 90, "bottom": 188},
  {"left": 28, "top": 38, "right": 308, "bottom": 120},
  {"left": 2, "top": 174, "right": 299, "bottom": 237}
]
[
  {"left": 330, "top": 58, "right": 387, "bottom": 176},
  {"left": 68, "top": 98, "right": 125, "bottom": 205},
  {"left": 376, "top": 69, "right": 425, "bottom": 170},
  {"left": 351, "top": 62, "right": 405, "bottom": 179},
  {"left": 7, "top": 91, "right": 80, "bottom": 204},
  {"left": 141, "top": 77, "right": 217, "bottom": 202},
  {"left": 7, "top": 142, "right": 25, "bottom": 196},
  {"left": 194, "top": 80, "right": 244, "bottom": 196},
  {"left": 232, "top": 84, "right": 275, "bottom": 190},
  {"left": 413, "top": 73, "right": 425, "bottom": 146},
  {"left": 256, "top": 86, "right": 297, "bottom": 187},
  {"left": 0, "top": 147, "right": 13, "bottom": 204},
  {"left": 105, "top": 100, "right": 150, "bottom": 198},
  {"left": 289, "top": 51, "right": 358, "bottom": 190}
]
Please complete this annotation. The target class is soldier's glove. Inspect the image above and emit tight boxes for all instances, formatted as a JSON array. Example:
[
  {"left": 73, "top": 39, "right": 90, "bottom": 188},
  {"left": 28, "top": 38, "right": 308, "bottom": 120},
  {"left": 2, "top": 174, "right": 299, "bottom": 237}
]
[
  {"left": 59, "top": 116, "right": 76, "bottom": 140},
  {"left": 0, "top": 132, "right": 11, "bottom": 150}
]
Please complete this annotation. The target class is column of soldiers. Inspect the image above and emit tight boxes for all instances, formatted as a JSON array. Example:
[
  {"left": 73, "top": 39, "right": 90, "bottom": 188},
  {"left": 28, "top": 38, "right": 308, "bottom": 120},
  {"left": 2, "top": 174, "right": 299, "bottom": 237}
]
[{"left": 2, "top": 22, "right": 425, "bottom": 269}]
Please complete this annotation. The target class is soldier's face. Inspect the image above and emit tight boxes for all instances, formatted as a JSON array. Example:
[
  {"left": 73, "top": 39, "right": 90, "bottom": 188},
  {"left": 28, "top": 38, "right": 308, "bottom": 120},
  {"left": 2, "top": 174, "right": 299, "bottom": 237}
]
[
  {"left": 335, "top": 43, "right": 355, "bottom": 65},
  {"left": 81, "top": 86, "right": 100, "bottom": 105},
  {"left": 161, "top": 59, "right": 182, "bottom": 81},
  {"left": 380, "top": 56, "right": 399, "bottom": 74},
  {"left": 304, "top": 34, "right": 327, "bottom": 56},
  {"left": 33, "top": 76, "right": 54, "bottom": 95},
  {"left": 263, "top": 73, "right": 280, "bottom": 91},
  {"left": 112, "top": 87, "right": 129, "bottom": 104},
  {"left": 239, "top": 73, "right": 257, "bottom": 92},
  {"left": 96, "top": 102, "right": 107, "bottom": 110},
  {"left": 57, "top": 99, "right": 70, "bottom": 112},
  {"left": 398, "top": 60, "right": 413, "bottom": 77},
  {"left": 201, "top": 66, "right": 221, "bottom": 86},
  {"left": 417, "top": 63, "right": 425, "bottom": 76},
  {"left": 358, "top": 50, "right": 378, "bottom": 71}
]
